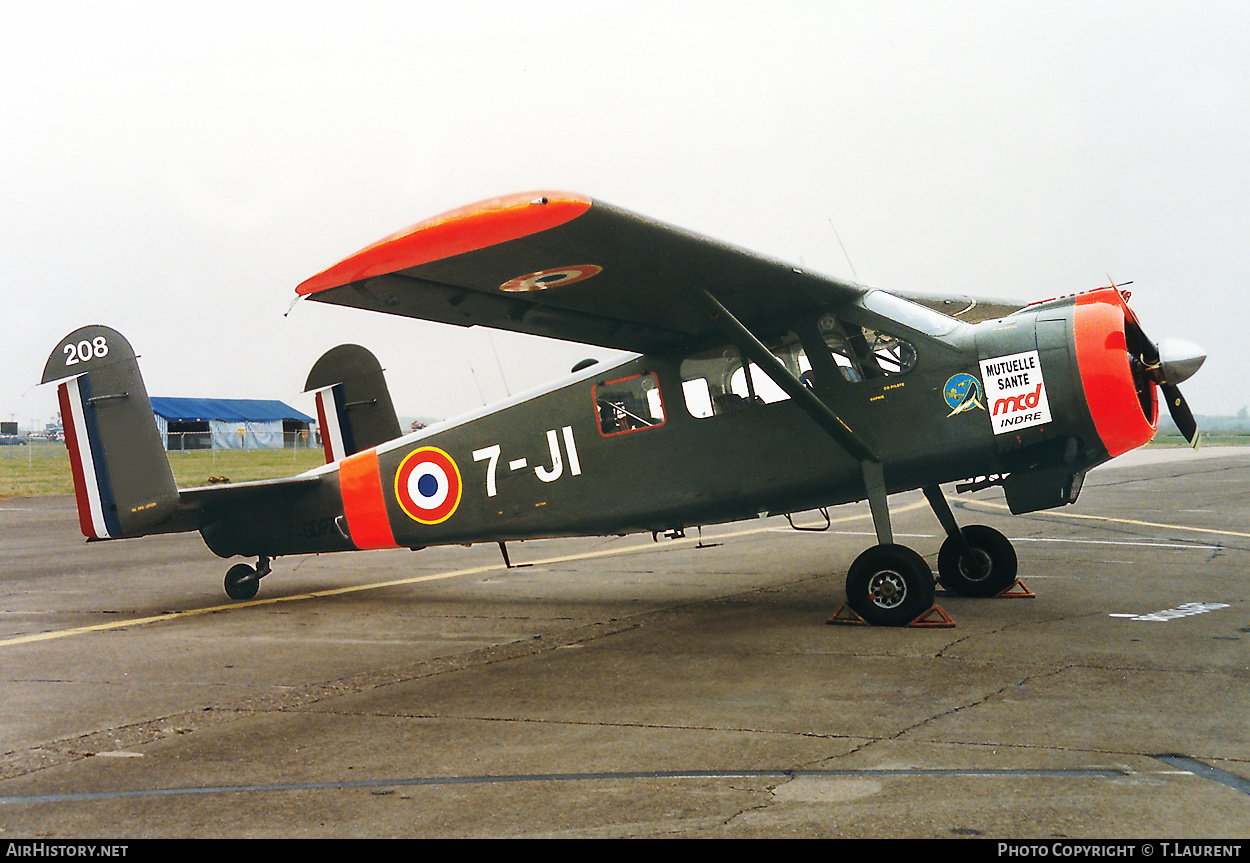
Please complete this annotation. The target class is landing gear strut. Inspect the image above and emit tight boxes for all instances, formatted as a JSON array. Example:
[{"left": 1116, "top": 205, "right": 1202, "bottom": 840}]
[
  {"left": 841, "top": 461, "right": 939, "bottom": 626},
  {"left": 839, "top": 469, "right": 1022, "bottom": 626},
  {"left": 224, "top": 556, "right": 271, "bottom": 600}
]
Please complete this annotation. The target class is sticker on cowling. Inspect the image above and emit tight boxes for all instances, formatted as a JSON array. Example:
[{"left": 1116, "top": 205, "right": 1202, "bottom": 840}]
[{"left": 979, "top": 350, "right": 1051, "bottom": 434}]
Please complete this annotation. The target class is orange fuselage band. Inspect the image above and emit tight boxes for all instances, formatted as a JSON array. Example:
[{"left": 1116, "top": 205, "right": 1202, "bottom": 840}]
[{"left": 339, "top": 449, "right": 399, "bottom": 550}]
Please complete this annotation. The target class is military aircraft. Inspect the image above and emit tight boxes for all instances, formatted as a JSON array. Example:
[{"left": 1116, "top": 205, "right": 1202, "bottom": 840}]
[{"left": 41, "top": 191, "right": 1207, "bottom": 625}]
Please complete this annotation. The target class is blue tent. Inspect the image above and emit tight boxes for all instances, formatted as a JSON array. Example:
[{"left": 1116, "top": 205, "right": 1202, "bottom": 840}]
[{"left": 150, "top": 398, "right": 314, "bottom": 451}]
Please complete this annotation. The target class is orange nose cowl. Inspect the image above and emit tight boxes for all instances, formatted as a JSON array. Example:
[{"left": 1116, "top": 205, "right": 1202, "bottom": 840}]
[{"left": 1072, "top": 289, "right": 1158, "bottom": 458}]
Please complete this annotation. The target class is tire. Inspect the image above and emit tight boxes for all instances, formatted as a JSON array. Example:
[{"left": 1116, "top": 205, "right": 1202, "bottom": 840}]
[
  {"left": 845, "top": 544, "right": 935, "bottom": 626},
  {"left": 224, "top": 563, "right": 260, "bottom": 600},
  {"left": 937, "top": 525, "right": 1017, "bottom": 597}
]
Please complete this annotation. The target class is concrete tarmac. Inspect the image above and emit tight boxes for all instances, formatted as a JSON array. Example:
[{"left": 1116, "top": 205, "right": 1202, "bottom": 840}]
[{"left": 0, "top": 447, "right": 1247, "bottom": 838}]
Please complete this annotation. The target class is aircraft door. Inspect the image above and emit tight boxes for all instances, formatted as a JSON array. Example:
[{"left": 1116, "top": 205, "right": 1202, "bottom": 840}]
[{"left": 594, "top": 372, "right": 666, "bottom": 436}]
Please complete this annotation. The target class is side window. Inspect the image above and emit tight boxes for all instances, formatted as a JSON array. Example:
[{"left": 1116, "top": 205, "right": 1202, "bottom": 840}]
[
  {"left": 730, "top": 364, "right": 789, "bottom": 403},
  {"left": 819, "top": 332, "right": 863, "bottom": 382},
  {"left": 681, "top": 376, "right": 717, "bottom": 419},
  {"left": 681, "top": 346, "right": 747, "bottom": 418},
  {"left": 681, "top": 334, "right": 807, "bottom": 418},
  {"left": 594, "top": 372, "right": 665, "bottom": 436},
  {"left": 862, "top": 328, "right": 918, "bottom": 374}
]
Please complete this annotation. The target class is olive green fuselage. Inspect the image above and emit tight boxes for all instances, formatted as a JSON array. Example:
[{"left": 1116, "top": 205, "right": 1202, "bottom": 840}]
[{"left": 199, "top": 297, "right": 1106, "bottom": 561}]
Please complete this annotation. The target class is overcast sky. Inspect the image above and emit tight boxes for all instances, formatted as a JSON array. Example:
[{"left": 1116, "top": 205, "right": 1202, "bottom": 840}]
[{"left": 3, "top": 0, "right": 1246, "bottom": 431}]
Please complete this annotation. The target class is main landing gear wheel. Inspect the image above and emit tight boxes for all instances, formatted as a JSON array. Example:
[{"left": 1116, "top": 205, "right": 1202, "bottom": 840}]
[
  {"left": 845, "top": 544, "right": 935, "bottom": 627},
  {"left": 937, "top": 525, "right": 1017, "bottom": 597}
]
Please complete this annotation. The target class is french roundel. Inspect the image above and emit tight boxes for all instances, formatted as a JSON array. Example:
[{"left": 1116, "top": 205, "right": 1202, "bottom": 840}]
[
  {"left": 395, "top": 447, "right": 462, "bottom": 524},
  {"left": 499, "top": 264, "right": 602, "bottom": 292}
]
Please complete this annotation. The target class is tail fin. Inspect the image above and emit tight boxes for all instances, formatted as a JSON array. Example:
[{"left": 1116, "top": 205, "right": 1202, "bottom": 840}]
[
  {"left": 42, "top": 326, "right": 179, "bottom": 539},
  {"left": 304, "top": 344, "right": 401, "bottom": 463}
]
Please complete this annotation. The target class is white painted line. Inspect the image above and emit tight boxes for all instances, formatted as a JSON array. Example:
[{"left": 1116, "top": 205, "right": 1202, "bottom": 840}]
[
  {"left": 1013, "top": 537, "right": 1220, "bottom": 550},
  {"left": 775, "top": 529, "right": 934, "bottom": 538},
  {"left": 963, "top": 498, "right": 1250, "bottom": 540}
]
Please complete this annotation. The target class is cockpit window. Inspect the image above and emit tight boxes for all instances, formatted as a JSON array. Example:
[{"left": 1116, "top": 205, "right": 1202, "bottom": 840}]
[
  {"left": 680, "top": 312, "right": 923, "bottom": 419},
  {"left": 817, "top": 317, "right": 864, "bottom": 381},
  {"left": 863, "top": 328, "right": 918, "bottom": 374},
  {"left": 820, "top": 312, "right": 917, "bottom": 377},
  {"left": 860, "top": 290, "right": 959, "bottom": 337}
]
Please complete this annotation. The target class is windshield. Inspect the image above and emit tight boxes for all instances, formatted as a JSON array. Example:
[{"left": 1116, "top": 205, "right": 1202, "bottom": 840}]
[{"left": 860, "top": 291, "right": 959, "bottom": 337}]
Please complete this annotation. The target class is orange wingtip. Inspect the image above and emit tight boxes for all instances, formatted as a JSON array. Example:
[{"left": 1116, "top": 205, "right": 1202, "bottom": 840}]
[{"left": 296, "top": 191, "right": 592, "bottom": 296}]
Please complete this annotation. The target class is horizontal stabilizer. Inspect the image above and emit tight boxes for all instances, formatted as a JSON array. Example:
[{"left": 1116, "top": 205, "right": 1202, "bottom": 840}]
[{"left": 305, "top": 344, "right": 401, "bottom": 462}]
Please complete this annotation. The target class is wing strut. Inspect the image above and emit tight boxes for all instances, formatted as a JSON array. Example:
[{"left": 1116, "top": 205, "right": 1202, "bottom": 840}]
[{"left": 689, "top": 287, "right": 879, "bottom": 463}]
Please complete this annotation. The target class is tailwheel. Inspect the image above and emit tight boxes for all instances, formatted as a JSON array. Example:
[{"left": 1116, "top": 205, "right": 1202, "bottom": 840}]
[
  {"left": 224, "top": 556, "right": 270, "bottom": 600},
  {"left": 937, "top": 525, "right": 1017, "bottom": 597},
  {"left": 845, "top": 544, "right": 935, "bottom": 627},
  {"left": 224, "top": 564, "right": 259, "bottom": 600}
]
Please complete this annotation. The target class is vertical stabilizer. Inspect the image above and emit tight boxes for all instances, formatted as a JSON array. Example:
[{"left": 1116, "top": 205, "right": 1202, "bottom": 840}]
[
  {"left": 42, "top": 326, "right": 179, "bottom": 539},
  {"left": 305, "top": 344, "right": 401, "bottom": 463}
]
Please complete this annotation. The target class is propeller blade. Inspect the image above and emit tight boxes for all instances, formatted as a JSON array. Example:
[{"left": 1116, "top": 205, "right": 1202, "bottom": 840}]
[
  {"left": 1118, "top": 296, "right": 1204, "bottom": 447},
  {"left": 1126, "top": 319, "right": 1161, "bottom": 367},
  {"left": 1161, "top": 383, "right": 1200, "bottom": 447}
]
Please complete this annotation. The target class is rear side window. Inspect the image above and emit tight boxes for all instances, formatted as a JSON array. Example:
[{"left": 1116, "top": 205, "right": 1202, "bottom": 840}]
[
  {"left": 594, "top": 372, "right": 666, "bottom": 436},
  {"left": 680, "top": 334, "right": 807, "bottom": 418}
]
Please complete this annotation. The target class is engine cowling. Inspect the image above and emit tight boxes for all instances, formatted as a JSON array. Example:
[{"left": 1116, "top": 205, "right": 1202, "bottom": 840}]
[{"left": 1072, "top": 288, "right": 1159, "bottom": 459}]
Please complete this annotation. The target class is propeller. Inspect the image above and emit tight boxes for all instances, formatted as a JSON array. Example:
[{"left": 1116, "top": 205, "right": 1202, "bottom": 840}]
[
  {"left": 1105, "top": 278, "right": 1206, "bottom": 447},
  {"left": 1127, "top": 322, "right": 1206, "bottom": 447}
]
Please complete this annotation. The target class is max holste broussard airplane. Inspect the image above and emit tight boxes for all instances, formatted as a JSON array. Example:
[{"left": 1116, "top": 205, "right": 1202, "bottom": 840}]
[{"left": 41, "top": 192, "right": 1206, "bottom": 626}]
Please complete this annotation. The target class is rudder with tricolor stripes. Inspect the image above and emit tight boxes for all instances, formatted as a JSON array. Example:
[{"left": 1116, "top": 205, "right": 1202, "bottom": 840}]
[{"left": 305, "top": 344, "right": 401, "bottom": 463}]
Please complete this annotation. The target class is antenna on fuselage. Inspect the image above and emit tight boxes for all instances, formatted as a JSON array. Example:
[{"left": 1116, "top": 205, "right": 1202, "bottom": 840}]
[
  {"left": 828, "top": 218, "right": 860, "bottom": 282},
  {"left": 487, "top": 333, "right": 511, "bottom": 397},
  {"left": 467, "top": 361, "right": 487, "bottom": 406}
]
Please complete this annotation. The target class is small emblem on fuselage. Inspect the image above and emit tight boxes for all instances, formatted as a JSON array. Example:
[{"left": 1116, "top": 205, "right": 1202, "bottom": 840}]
[{"left": 943, "top": 373, "right": 985, "bottom": 416}]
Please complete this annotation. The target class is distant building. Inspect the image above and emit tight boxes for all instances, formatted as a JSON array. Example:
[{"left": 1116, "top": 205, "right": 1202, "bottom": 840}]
[{"left": 149, "top": 398, "right": 314, "bottom": 451}]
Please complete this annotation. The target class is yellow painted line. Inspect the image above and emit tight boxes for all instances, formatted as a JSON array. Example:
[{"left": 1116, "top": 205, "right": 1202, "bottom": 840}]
[
  {"left": 963, "top": 499, "right": 1250, "bottom": 540},
  {"left": 528, "top": 499, "right": 929, "bottom": 567},
  {"left": 0, "top": 499, "right": 930, "bottom": 649},
  {"left": 0, "top": 565, "right": 503, "bottom": 648}
]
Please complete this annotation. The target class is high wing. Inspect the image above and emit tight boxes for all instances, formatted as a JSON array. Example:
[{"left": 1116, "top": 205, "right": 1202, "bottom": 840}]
[
  {"left": 296, "top": 192, "right": 868, "bottom": 354},
  {"left": 297, "top": 191, "right": 1024, "bottom": 352}
]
